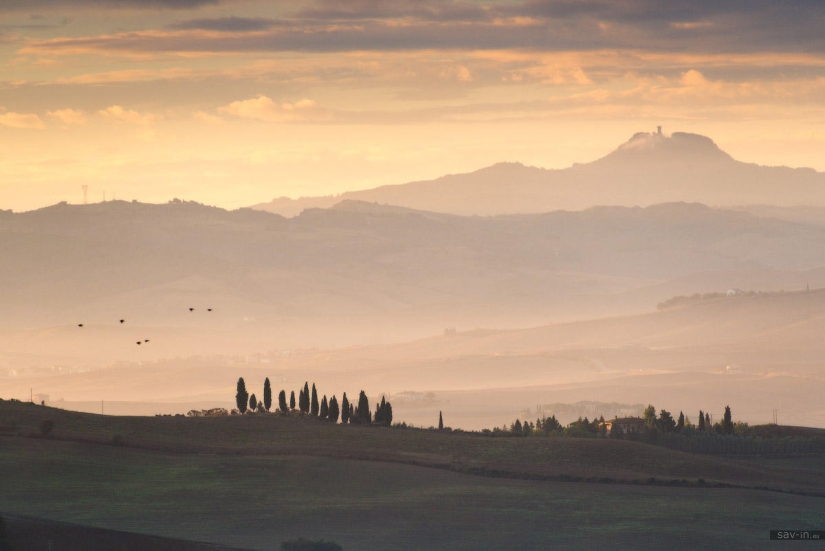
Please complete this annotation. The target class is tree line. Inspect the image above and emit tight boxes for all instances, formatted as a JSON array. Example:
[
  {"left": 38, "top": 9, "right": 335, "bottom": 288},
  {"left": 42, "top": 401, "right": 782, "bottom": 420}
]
[{"left": 232, "top": 377, "right": 393, "bottom": 426}]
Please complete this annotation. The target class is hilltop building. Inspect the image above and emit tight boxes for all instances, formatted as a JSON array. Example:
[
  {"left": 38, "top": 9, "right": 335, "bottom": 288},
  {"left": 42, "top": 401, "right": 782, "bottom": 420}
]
[{"left": 600, "top": 417, "right": 644, "bottom": 436}]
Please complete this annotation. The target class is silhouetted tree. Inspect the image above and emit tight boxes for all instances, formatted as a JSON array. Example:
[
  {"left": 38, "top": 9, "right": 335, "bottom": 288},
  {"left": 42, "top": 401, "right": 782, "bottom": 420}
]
[
  {"left": 263, "top": 377, "right": 272, "bottom": 412},
  {"left": 236, "top": 377, "right": 249, "bottom": 414},
  {"left": 676, "top": 411, "right": 685, "bottom": 433},
  {"left": 438, "top": 411, "right": 443, "bottom": 430},
  {"left": 353, "top": 390, "right": 370, "bottom": 424},
  {"left": 705, "top": 412, "right": 711, "bottom": 428},
  {"left": 384, "top": 401, "right": 393, "bottom": 426},
  {"left": 341, "top": 393, "right": 350, "bottom": 424},
  {"left": 290, "top": 390, "right": 296, "bottom": 411},
  {"left": 300, "top": 382, "right": 310, "bottom": 413},
  {"left": 311, "top": 383, "right": 319, "bottom": 416},
  {"left": 643, "top": 404, "right": 657, "bottom": 429},
  {"left": 698, "top": 410, "right": 705, "bottom": 431},
  {"left": 723, "top": 405, "right": 733, "bottom": 435},
  {"left": 658, "top": 409, "right": 676, "bottom": 433},
  {"left": 279, "top": 390, "right": 288, "bottom": 412},
  {"left": 249, "top": 393, "right": 257, "bottom": 412},
  {"left": 349, "top": 403, "right": 354, "bottom": 422},
  {"left": 512, "top": 419, "right": 523, "bottom": 435},
  {"left": 374, "top": 396, "right": 392, "bottom": 427},
  {"left": 320, "top": 395, "right": 328, "bottom": 420},
  {"left": 328, "top": 395, "right": 340, "bottom": 423}
]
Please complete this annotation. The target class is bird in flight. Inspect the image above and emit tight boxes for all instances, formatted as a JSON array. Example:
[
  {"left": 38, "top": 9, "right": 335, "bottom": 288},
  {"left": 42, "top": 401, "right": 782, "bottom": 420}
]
[
  {"left": 78, "top": 324, "right": 83, "bottom": 327},
  {"left": 207, "top": 308, "right": 212, "bottom": 312},
  {"left": 189, "top": 308, "right": 195, "bottom": 312},
  {"left": 136, "top": 341, "right": 142, "bottom": 345},
  {"left": 144, "top": 339, "right": 149, "bottom": 343},
  {"left": 119, "top": 319, "right": 125, "bottom": 324}
]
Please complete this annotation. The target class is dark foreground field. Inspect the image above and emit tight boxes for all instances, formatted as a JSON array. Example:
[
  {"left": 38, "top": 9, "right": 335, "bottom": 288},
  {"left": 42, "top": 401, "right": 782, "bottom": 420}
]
[{"left": 1, "top": 401, "right": 824, "bottom": 550}]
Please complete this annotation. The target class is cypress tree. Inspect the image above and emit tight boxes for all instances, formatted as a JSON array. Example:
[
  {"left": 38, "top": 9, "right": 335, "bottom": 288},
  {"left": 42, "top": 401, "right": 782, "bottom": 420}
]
[
  {"left": 263, "top": 377, "right": 272, "bottom": 412},
  {"left": 320, "top": 395, "right": 329, "bottom": 420},
  {"left": 356, "top": 390, "right": 370, "bottom": 424},
  {"left": 329, "top": 395, "right": 340, "bottom": 423},
  {"left": 384, "top": 401, "right": 392, "bottom": 427},
  {"left": 676, "top": 411, "right": 685, "bottom": 433},
  {"left": 349, "top": 403, "right": 354, "bottom": 422},
  {"left": 723, "top": 405, "right": 733, "bottom": 434},
  {"left": 290, "top": 390, "right": 296, "bottom": 411},
  {"left": 705, "top": 412, "right": 711, "bottom": 429},
  {"left": 249, "top": 393, "right": 257, "bottom": 412},
  {"left": 438, "top": 411, "right": 443, "bottom": 430},
  {"left": 300, "top": 382, "right": 310, "bottom": 413},
  {"left": 236, "top": 377, "right": 249, "bottom": 414},
  {"left": 341, "top": 393, "right": 350, "bottom": 423},
  {"left": 513, "top": 419, "right": 522, "bottom": 435},
  {"left": 278, "top": 390, "right": 288, "bottom": 412},
  {"left": 311, "top": 383, "right": 319, "bottom": 416},
  {"left": 698, "top": 410, "right": 705, "bottom": 431}
]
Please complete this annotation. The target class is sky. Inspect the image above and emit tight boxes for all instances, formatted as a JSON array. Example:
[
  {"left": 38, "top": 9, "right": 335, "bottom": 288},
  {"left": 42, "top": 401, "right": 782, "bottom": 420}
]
[{"left": 1, "top": 0, "right": 824, "bottom": 212}]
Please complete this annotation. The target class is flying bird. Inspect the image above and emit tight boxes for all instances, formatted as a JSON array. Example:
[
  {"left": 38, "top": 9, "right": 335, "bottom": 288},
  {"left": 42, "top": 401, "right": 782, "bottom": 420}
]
[
  {"left": 136, "top": 341, "right": 141, "bottom": 345},
  {"left": 144, "top": 339, "right": 149, "bottom": 343},
  {"left": 119, "top": 319, "right": 125, "bottom": 324},
  {"left": 189, "top": 308, "right": 195, "bottom": 312},
  {"left": 207, "top": 308, "right": 212, "bottom": 312},
  {"left": 78, "top": 324, "right": 83, "bottom": 327}
]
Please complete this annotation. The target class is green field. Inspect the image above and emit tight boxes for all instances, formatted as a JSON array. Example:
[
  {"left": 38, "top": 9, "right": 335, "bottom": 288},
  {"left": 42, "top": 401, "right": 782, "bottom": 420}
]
[{"left": 2, "top": 401, "right": 825, "bottom": 550}]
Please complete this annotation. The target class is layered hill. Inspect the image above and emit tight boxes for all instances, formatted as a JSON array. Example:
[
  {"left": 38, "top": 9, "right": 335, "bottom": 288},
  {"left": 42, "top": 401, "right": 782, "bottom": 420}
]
[
  {"left": 251, "top": 131, "right": 825, "bottom": 216},
  {"left": 3, "top": 199, "right": 825, "bottom": 365}
]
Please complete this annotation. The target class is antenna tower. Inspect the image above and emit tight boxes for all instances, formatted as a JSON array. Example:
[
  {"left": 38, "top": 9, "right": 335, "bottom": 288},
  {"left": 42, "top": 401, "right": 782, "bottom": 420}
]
[{"left": 81, "top": 185, "right": 88, "bottom": 205}]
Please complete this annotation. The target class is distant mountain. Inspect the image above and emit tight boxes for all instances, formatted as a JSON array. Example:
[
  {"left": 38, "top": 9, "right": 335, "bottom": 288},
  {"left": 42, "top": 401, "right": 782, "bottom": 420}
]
[
  {"left": 251, "top": 131, "right": 825, "bottom": 216},
  {"left": 3, "top": 198, "right": 825, "bottom": 365}
]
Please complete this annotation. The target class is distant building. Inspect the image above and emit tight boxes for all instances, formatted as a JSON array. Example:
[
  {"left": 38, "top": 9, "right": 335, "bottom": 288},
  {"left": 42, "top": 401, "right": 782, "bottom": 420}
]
[
  {"left": 32, "top": 393, "right": 49, "bottom": 404},
  {"left": 600, "top": 417, "right": 645, "bottom": 436},
  {"left": 726, "top": 288, "right": 745, "bottom": 297},
  {"left": 657, "top": 125, "right": 662, "bottom": 135}
]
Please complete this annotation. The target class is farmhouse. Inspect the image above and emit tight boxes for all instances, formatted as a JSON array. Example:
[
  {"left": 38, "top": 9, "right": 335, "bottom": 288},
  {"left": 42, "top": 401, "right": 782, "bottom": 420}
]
[{"left": 600, "top": 417, "right": 645, "bottom": 436}]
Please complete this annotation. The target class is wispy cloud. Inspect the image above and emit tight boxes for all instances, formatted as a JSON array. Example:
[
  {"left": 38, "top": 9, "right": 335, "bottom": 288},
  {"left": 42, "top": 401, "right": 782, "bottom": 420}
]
[
  {"left": 218, "top": 95, "right": 331, "bottom": 122},
  {"left": 98, "top": 105, "right": 160, "bottom": 124},
  {"left": 47, "top": 108, "right": 87, "bottom": 125},
  {"left": 0, "top": 110, "right": 46, "bottom": 129}
]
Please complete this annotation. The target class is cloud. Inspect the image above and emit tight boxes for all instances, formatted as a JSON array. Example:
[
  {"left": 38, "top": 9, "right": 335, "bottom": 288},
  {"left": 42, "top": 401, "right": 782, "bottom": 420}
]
[
  {"left": 167, "top": 17, "right": 281, "bottom": 32},
  {"left": 0, "top": 110, "right": 46, "bottom": 129},
  {"left": 0, "top": 0, "right": 220, "bottom": 11},
  {"left": 47, "top": 108, "right": 87, "bottom": 125},
  {"left": 98, "top": 105, "right": 159, "bottom": 125},
  {"left": 218, "top": 95, "right": 331, "bottom": 122},
  {"left": 193, "top": 110, "right": 223, "bottom": 124}
]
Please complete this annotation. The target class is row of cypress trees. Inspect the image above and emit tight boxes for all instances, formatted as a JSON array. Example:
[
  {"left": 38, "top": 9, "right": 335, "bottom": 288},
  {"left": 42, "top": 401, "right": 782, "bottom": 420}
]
[{"left": 235, "top": 377, "right": 393, "bottom": 426}]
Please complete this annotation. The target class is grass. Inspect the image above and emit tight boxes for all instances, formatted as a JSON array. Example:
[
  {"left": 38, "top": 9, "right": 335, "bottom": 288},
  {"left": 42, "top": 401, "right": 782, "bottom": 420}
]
[
  {"left": 2, "top": 400, "right": 825, "bottom": 494},
  {"left": 2, "top": 437, "right": 824, "bottom": 551}
]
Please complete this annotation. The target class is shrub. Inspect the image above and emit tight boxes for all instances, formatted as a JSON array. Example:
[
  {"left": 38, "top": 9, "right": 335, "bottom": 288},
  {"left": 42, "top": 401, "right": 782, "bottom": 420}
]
[
  {"left": 39, "top": 419, "right": 54, "bottom": 437},
  {"left": 280, "top": 538, "right": 342, "bottom": 551}
]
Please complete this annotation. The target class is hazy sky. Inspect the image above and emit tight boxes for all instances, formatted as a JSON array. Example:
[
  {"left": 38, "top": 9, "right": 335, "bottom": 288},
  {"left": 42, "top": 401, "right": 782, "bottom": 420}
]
[{"left": 1, "top": 0, "right": 824, "bottom": 211}]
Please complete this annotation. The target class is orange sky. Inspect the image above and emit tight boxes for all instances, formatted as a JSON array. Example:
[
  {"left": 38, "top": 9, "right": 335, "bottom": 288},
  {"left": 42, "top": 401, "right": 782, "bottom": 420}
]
[{"left": 1, "top": 0, "right": 824, "bottom": 211}]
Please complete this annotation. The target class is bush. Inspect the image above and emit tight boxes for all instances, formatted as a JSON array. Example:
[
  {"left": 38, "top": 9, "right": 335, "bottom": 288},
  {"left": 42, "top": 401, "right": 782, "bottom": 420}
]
[
  {"left": 280, "top": 538, "right": 343, "bottom": 551},
  {"left": 39, "top": 419, "right": 54, "bottom": 437}
]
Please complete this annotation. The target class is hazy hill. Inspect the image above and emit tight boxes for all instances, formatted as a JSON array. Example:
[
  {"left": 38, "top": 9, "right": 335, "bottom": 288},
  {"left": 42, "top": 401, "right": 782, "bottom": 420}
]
[
  {"left": 251, "top": 131, "right": 825, "bottom": 216},
  {"left": 3, "top": 199, "right": 825, "bottom": 364}
]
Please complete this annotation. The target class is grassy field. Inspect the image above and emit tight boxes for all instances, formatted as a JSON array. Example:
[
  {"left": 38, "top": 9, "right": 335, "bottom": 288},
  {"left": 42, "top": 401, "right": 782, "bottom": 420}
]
[
  {"left": 2, "top": 437, "right": 824, "bottom": 551},
  {"left": 2, "top": 401, "right": 824, "bottom": 494}
]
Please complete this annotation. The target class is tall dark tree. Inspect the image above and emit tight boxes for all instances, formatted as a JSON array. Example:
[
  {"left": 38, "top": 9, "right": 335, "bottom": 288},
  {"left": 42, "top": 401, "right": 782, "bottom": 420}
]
[
  {"left": 658, "top": 409, "right": 676, "bottom": 433},
  {"left": 349, "top": 403, "right": 354, "bottom": 422},
  {"left": 249, "top": 393, "right": 257, "bottom": 412},
  {"left": 300, "top": 382, "right": 310, "bottom": 413},
  {"left": 311, "top": 383, "right": 320, "bottom": 416},
  {"left": 676, "top": 411, "right": 685, "bottom": 433},
  {"left": 705, "top": 412, "right": 711, "bottom": 428},
  {"left": 384, "top": 401, "right": 393, "bottom": 427},
  {"left": 320, "top": 395, "right": 329, "bottom": 420},
  {"left": 513, "top": 419, "right": 522, "bottom": 435},
  {"left": 236, "top": 377, "right": 249, "bottom": 414},
  {"left": 263, "top": 377, "right": 272, "bottom": 412},
  {"left": 723, "top": 405, "right": 733, "bottom": 434},
  {"left": 290, "top": 390, "right": 296, "bottom": 411},
  {"left": 328, "top": 395, "right": 340, "bottom": 423},
  {"left": 341, "top": 393, "right": 350, "bottom": 424},
  {"left": 356, "top": 390, "right": 371, "bottom": 424},
  {"left": 278, "top": 390, "right": 288, "bottom": 412},
  {"left": 438, "top": 411, "right": 444, "bottom": 430},
  {"left": 698, "top": 410, "right": 705, "bottom": 431}
]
